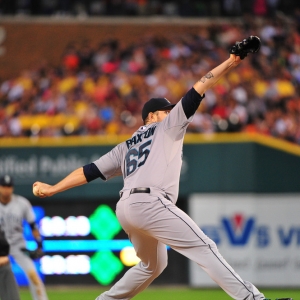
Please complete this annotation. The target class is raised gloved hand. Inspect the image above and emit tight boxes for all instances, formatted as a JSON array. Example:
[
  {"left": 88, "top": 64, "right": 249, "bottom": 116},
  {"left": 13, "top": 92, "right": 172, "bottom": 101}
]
[{"left": 229, "top": 36, "right": 261, "bottom": 59}]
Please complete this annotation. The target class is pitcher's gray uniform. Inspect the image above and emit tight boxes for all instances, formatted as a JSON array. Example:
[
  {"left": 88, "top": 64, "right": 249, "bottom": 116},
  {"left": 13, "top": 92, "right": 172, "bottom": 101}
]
[
  {"left": 92, "top": 88, "right": 264, "bottom": 300},
  {"left": 0, "top": 194, "right": 48, "bottom": 300},
  {"left": 34, "top": 47, "right": 291, "bottom": 300}
]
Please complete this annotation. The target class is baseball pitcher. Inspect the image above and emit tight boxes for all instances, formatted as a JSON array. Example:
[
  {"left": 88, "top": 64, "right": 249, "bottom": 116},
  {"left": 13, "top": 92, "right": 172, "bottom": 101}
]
[{"left": 33, "top": 37, "right": 291, "bottom": 300}]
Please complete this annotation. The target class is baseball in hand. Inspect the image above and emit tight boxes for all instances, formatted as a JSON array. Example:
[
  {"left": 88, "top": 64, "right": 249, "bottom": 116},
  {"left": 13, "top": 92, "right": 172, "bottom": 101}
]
[{"left": 33, "top": 185, "right": 40, "bottom": 196}]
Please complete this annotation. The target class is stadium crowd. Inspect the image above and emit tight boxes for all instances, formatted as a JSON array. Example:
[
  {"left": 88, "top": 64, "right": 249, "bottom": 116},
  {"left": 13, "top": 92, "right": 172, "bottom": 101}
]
[
  {"left": 1, "top": 12, "right": 300, "bottom": 144},
  {"left": 0, "top": 0, "right": 296, "bottom": 18}
]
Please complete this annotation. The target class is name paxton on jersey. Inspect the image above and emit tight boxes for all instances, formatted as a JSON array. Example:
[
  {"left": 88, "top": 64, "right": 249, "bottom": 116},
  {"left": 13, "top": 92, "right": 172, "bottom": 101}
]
[{"left": 125, "top": 126, "right": 157, "bottom": 149}]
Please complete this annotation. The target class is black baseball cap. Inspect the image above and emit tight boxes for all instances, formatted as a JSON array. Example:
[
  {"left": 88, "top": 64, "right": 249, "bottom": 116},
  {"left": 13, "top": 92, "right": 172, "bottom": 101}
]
[
  {"left": 142, "top": 98, "right": 175, "bottom": 121},
  {"left": 0, "top": 175, "right": 14, "bottom": 187}
]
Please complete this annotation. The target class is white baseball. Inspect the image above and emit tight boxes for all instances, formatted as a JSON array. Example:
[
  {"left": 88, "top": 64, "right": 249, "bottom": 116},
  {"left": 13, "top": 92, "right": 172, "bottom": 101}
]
[{"left": 33, "top": 185, "right": 39, "bottom": 196}]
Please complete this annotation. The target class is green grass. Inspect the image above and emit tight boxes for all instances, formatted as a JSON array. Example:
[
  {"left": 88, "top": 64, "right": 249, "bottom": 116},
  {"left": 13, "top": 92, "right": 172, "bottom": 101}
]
[{"left": 19, "top": 286, "right": 300, "bottom": 300}]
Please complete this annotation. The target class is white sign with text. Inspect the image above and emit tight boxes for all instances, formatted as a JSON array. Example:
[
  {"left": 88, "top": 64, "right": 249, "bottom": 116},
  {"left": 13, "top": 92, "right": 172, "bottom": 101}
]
[{"left": 188, "top": 194, "right": 300, "bottom": 287}]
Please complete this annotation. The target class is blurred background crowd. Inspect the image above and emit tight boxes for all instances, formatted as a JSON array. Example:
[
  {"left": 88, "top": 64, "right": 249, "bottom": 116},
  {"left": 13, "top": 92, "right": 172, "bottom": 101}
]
[
  {"left": 1, "top": 1, "right": 300, "bottom": 144},
  {"left": 0, "top": 0, "right": 297, "bottom": 17}
]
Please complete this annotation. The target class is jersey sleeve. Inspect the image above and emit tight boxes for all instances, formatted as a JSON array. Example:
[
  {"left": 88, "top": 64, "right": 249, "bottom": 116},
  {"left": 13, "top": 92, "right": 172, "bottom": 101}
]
[
  {"left": 162, "top": 88, "right": 204, "bottom": 139},
  {"left": 93, "top": 143, "right": 124, "bottom": 181}
]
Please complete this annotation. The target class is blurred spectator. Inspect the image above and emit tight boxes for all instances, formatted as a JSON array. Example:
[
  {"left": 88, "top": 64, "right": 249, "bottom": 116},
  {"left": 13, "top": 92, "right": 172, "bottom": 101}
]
[
  {"left": 253, "top": 0, "right": 268, "bottom": 16},
  {"left": 223, "top": 0, "right": 242, "bottom": 16}
]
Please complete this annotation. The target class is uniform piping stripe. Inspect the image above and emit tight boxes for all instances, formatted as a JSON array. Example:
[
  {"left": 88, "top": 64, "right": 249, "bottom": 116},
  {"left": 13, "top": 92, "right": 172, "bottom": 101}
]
[
  {"left": 158, "top": 197, "right": 256, "bottom": 300},
  {"left": 208, "top": 244, "right": 256, "bottom": 300},
  {"left": 158, "top": 197, "right": 206, "bottom": 245}
]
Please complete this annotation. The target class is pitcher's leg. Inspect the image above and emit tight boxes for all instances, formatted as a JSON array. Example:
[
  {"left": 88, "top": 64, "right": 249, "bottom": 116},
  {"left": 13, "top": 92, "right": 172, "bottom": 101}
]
[
  {"left": 146, "top": 197, "right": 264, "bottom": 300},
  {"left": 178, "top": 242, "right": 263, "bottom": 300},
  {"left": 97, "top": 233, "right": 167, "bottom": 300}
]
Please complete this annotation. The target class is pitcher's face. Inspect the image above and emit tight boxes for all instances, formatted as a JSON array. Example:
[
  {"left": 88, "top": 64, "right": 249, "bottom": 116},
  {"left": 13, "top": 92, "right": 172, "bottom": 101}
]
[{"left": 149, "top": 110, "right": 171, "bottom": 123}]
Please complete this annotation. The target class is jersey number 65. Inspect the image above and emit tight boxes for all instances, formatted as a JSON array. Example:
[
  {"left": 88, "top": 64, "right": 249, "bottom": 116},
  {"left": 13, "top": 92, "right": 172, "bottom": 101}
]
[{"left": 125, "top": 140, "right": 152, "bottom": 177}]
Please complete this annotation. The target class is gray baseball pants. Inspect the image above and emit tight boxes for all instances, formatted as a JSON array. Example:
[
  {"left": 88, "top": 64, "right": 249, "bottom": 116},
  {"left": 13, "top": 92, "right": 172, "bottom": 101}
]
[
  {"left": 0, "top": 262, "right": 20, "bottom": 300},
  {"left": 10, "top": 247, "right": 48, "bottom": 300},
  {"left": 97, "top": 190, "right": 265, "bottom": 300}
]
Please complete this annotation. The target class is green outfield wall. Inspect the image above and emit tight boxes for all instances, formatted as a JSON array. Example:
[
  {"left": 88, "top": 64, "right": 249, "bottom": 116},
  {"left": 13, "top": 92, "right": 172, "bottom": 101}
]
[{"left": 0, "top": 133, "right": 299, "bottom": 200}]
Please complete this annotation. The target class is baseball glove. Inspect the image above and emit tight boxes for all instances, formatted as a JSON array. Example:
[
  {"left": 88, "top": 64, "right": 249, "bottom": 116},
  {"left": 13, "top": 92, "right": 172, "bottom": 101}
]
[
  {"left": 21, "top": 248, "right": 44, "bottom": 260},
  {"left": 229, "top": 36, "right": 261, "bottom": 59}
]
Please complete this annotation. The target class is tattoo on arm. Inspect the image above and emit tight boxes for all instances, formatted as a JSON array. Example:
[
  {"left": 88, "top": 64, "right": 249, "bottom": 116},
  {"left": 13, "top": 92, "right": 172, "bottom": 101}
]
[{"left": 199, "top": 72, "right": 214, "bottom": 83}]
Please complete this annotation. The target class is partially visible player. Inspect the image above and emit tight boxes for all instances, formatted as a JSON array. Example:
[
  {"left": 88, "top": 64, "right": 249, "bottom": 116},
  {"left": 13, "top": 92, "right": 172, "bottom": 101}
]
[
  {"left": 0, "top": 223, "right": 20, "bottom": 300},
  {"left": 0, "top": 175, "right": 48, "bottom": 300}
]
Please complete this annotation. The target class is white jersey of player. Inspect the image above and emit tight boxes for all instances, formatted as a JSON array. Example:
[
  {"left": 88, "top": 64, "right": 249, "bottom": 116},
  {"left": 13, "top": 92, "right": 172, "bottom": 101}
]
[
  {"left": 93, "top": 99, "right": 190, "bottom": 203},
  {"left": 0, "top": 194, "right": 35, "bottom": 249}
]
